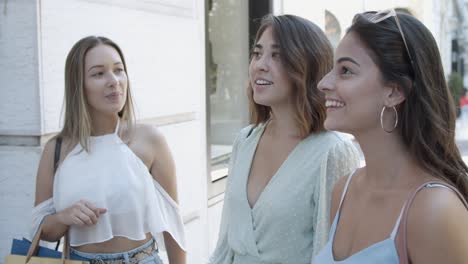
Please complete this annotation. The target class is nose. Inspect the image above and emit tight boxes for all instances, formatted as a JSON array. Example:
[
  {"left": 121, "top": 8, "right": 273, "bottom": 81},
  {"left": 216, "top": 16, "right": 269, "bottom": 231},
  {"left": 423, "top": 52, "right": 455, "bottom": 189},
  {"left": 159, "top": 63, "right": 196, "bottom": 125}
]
[
  {"left": 252, "top": 54, "right": 270, "bottom": 72},
  {"left": 317, "top": 71, "right": 334, "bottom": 93},
  {"left": 107, "top": 72, "right": 119, "bottom": 87}
]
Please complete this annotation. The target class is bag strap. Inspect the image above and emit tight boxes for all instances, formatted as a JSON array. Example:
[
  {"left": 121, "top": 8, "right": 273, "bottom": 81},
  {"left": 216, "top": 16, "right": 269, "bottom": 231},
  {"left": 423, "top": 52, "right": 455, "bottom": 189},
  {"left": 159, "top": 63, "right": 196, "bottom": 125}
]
[
  {"left": 25, "top": 223, "right": 70, "bottom": 264},
  {"left": 53, "top": 137, "right": 62, "bottom": 250},
  {"left": 246, "top": 126, "right": 254, "bottom": 138},
  {"left": 26, "top": 223, "right": 44, "bottom": 260},
  {"left": 397, "top": 181, "right": 468, "bottom": 264},
  {"left": 54, "top": 137, "right": 62, "bottom": 173}
]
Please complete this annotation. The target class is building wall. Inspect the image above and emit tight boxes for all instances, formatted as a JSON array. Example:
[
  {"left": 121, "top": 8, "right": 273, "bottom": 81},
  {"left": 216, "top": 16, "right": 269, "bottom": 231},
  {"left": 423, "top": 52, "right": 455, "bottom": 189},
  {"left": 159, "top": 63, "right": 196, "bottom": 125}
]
[
  {"left": 0, "top": 0, "right": 41, "bottom": 136},
  {"left": 0, "top": 0, "right": 42, "bottom": 259}
]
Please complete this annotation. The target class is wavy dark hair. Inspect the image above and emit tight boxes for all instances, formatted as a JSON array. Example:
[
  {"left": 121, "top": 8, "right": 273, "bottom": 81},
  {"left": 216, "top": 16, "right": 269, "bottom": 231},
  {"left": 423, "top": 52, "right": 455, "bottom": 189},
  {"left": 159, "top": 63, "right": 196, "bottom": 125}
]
[
  {"left": 349, "top": 11, "right": 468, "bottom": 198},
  {"left": 248, "top": 14, "right": 333, "bottom": 137}
]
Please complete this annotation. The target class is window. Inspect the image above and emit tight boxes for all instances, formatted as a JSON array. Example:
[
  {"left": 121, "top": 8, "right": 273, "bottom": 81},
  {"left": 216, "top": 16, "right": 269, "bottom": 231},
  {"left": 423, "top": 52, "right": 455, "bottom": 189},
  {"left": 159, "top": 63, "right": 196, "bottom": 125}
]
[
  {"left": 206, "top": 0, "right": 271, "bottom": 198},
  {"left": 325, "top": 10, "right": 341, "bottom": 49}
]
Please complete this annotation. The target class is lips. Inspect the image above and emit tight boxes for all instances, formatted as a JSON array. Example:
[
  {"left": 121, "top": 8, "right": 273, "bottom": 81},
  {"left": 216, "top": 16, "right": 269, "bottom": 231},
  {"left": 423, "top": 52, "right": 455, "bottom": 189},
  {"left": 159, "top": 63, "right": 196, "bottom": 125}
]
[
  {"left": 325, "top": 99, "right": 345, "bottom": 109},
  {"left": 105, "top": 92, "right": 122, "bottom": 102},
  {"left": 254, "top": 78, "right": 273, "bottom": 85},
  {"left": 253, "top": 78, "right": 273, "bottom": 94}
]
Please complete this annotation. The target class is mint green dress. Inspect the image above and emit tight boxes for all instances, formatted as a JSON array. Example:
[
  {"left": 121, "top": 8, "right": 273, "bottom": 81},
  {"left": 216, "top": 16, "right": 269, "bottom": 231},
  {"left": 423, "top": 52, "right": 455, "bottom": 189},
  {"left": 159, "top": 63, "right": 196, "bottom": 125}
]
[{"left": 209, "top": 123, "right": 360, "bottom": 264}]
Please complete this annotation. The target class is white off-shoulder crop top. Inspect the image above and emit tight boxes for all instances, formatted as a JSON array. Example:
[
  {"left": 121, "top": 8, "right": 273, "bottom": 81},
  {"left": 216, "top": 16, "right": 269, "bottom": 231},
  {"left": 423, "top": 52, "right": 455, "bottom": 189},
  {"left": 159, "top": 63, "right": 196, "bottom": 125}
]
[{"left": 31, "top": 120, "right": 185, "bottom": 250}]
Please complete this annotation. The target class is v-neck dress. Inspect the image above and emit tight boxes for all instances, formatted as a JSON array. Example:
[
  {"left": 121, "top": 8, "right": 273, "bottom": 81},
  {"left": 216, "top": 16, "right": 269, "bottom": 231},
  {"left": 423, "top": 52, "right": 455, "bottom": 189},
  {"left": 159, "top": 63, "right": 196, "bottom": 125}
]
[{"left": 209, "top": 123, "right": 360, "bottom": 264}]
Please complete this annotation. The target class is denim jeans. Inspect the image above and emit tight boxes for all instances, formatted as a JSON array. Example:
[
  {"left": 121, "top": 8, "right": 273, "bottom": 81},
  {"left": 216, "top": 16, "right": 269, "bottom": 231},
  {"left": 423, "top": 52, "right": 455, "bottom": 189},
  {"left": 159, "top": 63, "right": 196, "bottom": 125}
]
[{"left": 70, "top": 238, "right": 163, "bottom": 264}]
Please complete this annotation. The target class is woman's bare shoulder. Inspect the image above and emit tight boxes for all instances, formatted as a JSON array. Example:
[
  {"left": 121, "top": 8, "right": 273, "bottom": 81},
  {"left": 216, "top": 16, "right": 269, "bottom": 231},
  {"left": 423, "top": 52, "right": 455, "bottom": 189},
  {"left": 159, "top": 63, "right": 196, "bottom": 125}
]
[
  {"left": 407, "top": 182, "right": 468, "bottom": 263},
  {"left": 131, "top": 123, "right": 165, "bottom": 145}
]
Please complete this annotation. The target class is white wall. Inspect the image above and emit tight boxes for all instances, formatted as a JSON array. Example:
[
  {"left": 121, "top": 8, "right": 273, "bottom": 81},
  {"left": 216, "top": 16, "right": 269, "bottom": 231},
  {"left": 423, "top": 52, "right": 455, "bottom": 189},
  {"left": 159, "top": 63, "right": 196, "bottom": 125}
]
[
  {"left": 39, "top": 0, "right": 203, "bottom": 133},
  {"left": 0, "top": 0, "right": 41, "bottom": 136},
  {"left": 0, "top": 0, "right": 42, "bottom": 260},
  {"left": 0, "top": 147, "right": 42, "bottom": 260}
]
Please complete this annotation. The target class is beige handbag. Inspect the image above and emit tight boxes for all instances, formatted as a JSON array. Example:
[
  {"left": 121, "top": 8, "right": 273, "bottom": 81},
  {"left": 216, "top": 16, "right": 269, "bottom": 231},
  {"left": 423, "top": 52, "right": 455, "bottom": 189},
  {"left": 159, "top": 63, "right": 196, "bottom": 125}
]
[{"left": 5, "top": 224, "right": 88, "bottom": 264}]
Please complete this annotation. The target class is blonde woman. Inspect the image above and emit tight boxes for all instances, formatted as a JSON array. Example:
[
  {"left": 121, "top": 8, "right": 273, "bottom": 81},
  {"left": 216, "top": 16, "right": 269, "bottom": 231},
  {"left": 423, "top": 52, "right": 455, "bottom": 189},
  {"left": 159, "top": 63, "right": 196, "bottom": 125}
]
[{"left": 32, "top": 36, "right": 186, "bottom": 264}]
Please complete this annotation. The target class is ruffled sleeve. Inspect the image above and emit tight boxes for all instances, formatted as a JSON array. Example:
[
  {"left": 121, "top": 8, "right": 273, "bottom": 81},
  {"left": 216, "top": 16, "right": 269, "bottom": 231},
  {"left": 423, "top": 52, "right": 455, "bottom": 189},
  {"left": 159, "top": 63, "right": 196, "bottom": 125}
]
[
  {"left": 150, "top": 179, "right": 187, "bottom": 252},
  {"left": 311, "top": 134, "right": 360, "bottom": 259},
  {"left": 209, "top": 125, "right": 253, "bottom": 264},
  {"left": 29, "top": 198, "right": 56, "bottom": 240}
]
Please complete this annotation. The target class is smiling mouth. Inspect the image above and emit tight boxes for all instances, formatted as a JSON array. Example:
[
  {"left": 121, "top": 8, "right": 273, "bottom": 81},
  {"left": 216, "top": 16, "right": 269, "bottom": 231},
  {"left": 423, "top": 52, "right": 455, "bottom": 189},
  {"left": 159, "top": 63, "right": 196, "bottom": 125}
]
[
  {"left": 325, "top": 99, "right": 345, "bottom": 108},
  {"left": 255, "top": 79, "right": 273, "bottom": 85}
]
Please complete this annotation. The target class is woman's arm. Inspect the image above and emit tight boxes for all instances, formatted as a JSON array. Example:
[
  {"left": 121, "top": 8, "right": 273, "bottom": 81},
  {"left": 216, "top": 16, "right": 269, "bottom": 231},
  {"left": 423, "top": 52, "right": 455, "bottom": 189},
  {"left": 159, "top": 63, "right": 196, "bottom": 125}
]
[
  {"left": 147, "top": 127, "right": 186, "bottom": 264},
  {"left": 34, "top": 139, "right": 68, "bottom": 241}
]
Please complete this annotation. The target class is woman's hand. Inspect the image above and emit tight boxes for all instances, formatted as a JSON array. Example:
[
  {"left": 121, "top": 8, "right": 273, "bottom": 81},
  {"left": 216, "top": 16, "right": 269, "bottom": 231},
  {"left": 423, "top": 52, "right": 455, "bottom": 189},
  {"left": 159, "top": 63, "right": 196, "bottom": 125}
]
[{"left": 57, "top": 200, "right": 107, "bottom": 226}]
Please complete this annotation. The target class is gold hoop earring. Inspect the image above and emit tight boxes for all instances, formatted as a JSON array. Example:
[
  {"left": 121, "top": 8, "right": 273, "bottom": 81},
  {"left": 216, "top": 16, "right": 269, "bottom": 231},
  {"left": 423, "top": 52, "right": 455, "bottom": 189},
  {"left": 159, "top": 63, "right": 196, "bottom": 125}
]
[{"left": 380, "top": 106, "right": 398, "bottom": 133}]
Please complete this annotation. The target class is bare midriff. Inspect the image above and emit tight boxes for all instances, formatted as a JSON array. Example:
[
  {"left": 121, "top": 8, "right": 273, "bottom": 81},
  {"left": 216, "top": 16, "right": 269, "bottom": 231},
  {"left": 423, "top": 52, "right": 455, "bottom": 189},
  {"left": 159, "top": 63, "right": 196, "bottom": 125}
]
[{"left": 73, "top": 233, "right": 153, "bottom": 253}]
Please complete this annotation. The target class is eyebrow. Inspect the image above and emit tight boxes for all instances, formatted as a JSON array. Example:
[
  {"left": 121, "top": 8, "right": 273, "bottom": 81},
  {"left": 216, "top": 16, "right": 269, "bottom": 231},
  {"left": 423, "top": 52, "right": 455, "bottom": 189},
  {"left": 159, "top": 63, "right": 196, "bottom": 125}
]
[
  {"left": 253, "top": 43, "right": 281, "bottom": 49},
  {"left": 337, "top": 57, "right": 360, "bottom": 66},
  {"left": 87, "top": 62, "right": 123, "bottom": 72}
]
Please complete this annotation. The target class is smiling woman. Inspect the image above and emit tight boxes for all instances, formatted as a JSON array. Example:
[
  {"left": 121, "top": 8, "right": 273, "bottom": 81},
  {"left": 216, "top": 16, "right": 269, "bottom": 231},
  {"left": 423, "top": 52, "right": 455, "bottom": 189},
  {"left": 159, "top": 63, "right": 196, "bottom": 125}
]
[
  {"left": 209, "top": 14, "right": 360, "bottom": 264},
  {"left": 31, "top": 36, "right": 186, "bottom": 264},
  {"left": 314, "top": 9, "right": 468, "bottom": 264}
]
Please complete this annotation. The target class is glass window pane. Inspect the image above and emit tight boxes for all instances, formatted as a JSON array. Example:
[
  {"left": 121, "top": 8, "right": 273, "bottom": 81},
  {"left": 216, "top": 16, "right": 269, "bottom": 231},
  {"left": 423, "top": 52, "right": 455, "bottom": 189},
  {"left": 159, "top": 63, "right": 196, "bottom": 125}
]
[{"left": 207, "top": 0, "right": 250, "bottom": 182}]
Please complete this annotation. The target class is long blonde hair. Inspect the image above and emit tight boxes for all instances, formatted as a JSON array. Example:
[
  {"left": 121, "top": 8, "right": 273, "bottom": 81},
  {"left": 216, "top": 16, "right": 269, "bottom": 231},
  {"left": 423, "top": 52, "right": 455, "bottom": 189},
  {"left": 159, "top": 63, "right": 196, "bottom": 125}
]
[{"left": 58, "top": 36, "right": 135, "bottom": 152}]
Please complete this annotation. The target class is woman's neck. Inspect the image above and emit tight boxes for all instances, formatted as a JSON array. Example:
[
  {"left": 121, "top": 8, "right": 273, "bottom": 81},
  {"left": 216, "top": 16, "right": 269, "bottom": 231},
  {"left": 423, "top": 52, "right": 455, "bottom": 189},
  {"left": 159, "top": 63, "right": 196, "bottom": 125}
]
[
  {"left": 355, "top": 127, "right": 422, "bottom": 189},
  {"left": 90, "top": 113, "right": 119, "bottom": 136},
  {"left": 268, "top": 104, "right": 302, "bottom": 139}
]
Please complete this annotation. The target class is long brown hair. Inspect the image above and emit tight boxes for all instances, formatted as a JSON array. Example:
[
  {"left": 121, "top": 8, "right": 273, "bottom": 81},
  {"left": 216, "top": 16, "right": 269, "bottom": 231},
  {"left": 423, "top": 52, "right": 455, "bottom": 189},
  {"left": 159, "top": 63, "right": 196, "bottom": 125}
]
[
  {"left": 58, "top": 36, "right": 135, "bottom": 152},
  {"left": 349, "top": 12, "right": 468, "bottom": 198},
  {"left": 248, "top": 14, "right": 333, "bottom": 137}
]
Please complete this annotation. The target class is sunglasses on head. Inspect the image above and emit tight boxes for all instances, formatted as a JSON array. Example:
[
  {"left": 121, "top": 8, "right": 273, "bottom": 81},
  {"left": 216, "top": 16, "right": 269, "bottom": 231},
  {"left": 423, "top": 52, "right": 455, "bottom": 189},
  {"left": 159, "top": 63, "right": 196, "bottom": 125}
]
[{"left": 358, "top": 9, "right": 415, "bottom": 72}]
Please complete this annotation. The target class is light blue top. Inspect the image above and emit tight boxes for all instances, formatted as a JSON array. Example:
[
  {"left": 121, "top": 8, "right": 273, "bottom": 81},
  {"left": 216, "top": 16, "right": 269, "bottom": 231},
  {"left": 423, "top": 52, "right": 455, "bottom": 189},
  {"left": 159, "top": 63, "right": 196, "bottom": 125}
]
[
  {"left": 313, "top": 171, "right": 403, "bottom": 264},
  {"left": 209, "top": 124, "right": 360, "bottom": 264}
]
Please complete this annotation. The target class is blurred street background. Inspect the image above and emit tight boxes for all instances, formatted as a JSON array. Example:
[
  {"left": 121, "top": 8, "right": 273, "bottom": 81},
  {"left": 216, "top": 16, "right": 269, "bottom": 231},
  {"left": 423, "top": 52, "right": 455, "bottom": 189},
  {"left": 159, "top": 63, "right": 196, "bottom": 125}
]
[{"left": 456, "top": 120, "right": 468, "bottom": 160}]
